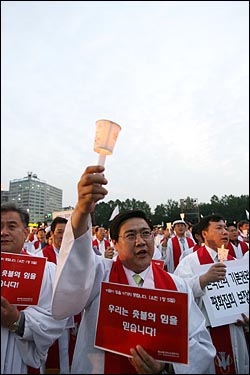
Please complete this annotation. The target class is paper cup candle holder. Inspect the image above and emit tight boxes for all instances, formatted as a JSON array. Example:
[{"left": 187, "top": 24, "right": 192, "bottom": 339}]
[{"left": 94, "top": 119, "right": 122, "bottom": 166}]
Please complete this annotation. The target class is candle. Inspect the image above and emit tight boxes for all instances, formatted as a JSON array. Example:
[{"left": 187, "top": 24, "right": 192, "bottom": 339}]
[{"left": 94, "top": 120, "right": 122, "bottom": 166}]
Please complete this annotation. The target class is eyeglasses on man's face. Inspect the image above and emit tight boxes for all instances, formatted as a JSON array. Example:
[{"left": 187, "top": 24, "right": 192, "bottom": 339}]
[{"left": 118, "top": 230, "right": 153, "bottom": 242}]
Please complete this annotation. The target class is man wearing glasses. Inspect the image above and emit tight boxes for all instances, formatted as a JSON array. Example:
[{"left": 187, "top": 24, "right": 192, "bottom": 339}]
[{"left": 52, "top": 165, "right": 215, "bottom": 374}]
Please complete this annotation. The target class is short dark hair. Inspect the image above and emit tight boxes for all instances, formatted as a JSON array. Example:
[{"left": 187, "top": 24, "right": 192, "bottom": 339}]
[
  {"left": 226, "top": 222, "right": 237, "bottom": 229},
  {"left": 109, "top": 210, "right": 153, "bottom": 241},
  {"left": 199, "top": 214, "right": 225, "bottom": 232},
  {"left": 95, "top": 226, "right": 105, "bottom": 233},
  {"left": 37, "top": 227, "right": 46, "bottom": 233},
  {"left": 1, "top": 202, "right": 29, "bottom": 227},
  {"left": 237, "top": 220, "right": 249, "bottom": 229},
  {"left": 191, "top": 223, "right": 203, "bottom": 244},
  {"left": 50, "top": 217, "right": 68, "bottom": 233}
]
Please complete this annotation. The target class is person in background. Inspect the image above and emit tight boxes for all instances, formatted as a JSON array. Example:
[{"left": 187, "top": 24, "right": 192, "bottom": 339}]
[
  {"left": 42, "top": 216, "right": 80, "bottom": 374},
  {"left": 51, "top": 165, "right": 216, "bottom": 374},
  {"left": 33, "top": 227, "right": 47, "bottom": 256},
  {"left": 226, "top": 222, "right": 249, "bottom": 259},
  {"left": 45, "top": 230, "right": 53, "bottom": 245},
  {"left": 237, "top": 220, "right": 249, "bottom": 243},
  {"left": 23, "top": 227, "right": 38, "bottom": 254},
  {"left": 185, "top": 221, "right": 195, "bottom": 242},
  {"left": 174, "top": 214, "right": 249, "bottom": 374},
  {"left": 1, "top": 202, "right": 68, "bottom": 374},
  {"left": 154, "top": 226, "right": 165, "bottom": 249},
  {"left": 164, "top": 220, "right": 195, "bottom": 273},
  {"left": 92, "top": 225, "right": 115, "bottom": 259},
  {"left": 158, "top": 226, "right": 171, "bottom": 260},
  {"left": 42, "top": 217, "right": 68, "bottom": 263},
  {"left": 179, "top": 223, "right": 203, "bottom": 261}
]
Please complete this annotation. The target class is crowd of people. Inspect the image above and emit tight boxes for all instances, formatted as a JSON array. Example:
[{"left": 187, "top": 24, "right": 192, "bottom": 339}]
[{"left": 1, "top": 163, "right": 249, "bottom": 374}]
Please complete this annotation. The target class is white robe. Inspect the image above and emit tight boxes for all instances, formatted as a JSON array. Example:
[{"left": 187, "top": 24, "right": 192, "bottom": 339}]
[
  {"left": 52, "top": 216, "right": 216, "bottom": 374},
  {"left": 1, "top": 261, "right": 68, "bottom": 374},
  {"left": 164, "top": 236, "right": 194, "bottom": 274},
  {"left": 174, "top": 247, "right": 249, "bottom": 374}
]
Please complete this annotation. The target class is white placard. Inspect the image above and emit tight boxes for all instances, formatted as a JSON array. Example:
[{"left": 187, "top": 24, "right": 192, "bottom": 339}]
[{"left": 195, "top": 258, "right": 249, "bottom": 327}]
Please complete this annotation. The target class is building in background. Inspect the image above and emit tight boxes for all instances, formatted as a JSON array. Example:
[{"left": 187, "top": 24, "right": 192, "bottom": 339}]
[
  {"left": 1, "top": 185, "right": 9, "bottom": 203},
  {"left": 7, "top": 172, "right": 62, "bottom": 223}
]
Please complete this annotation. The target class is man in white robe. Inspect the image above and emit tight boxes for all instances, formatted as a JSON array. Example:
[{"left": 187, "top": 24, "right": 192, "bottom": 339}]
[
  {"left": 52, "top": 165, "right": 216, "bottom": 374},
  {"left": 174, "top": 214, "right": 249, "bottom": 374},
  {"left": 1, "top": 203, "right": 68, "bottom": 374}
]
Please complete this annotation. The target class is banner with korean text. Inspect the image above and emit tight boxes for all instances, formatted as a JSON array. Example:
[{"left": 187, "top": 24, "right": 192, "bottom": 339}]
[
  {"left": 197, "top": 258, "right": 249, "bottom": 327},
  {"left": 1, "top": 252, "right": 46, "bottom": 305},
  {"left": 95, "top": 282, "right": 188, "bottom": 364}
]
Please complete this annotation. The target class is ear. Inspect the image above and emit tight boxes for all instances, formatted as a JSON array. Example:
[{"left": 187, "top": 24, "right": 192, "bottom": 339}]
[
  {"left": 24, "top": 227, "right": 29, "bottom": 240},
  {"left": 201, "top": 230, "right": 207, "bottom": 239}
]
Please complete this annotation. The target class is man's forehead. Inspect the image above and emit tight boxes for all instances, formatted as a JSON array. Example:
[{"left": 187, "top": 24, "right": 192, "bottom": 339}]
[
  {"left": 1, "top": 211, "right": 21, "bottom": 221},
  {"left": 209, "top": 220, "right": 226, "bottom": 227},
  {"left": 120, "top": 217, "right": 149, "bottom": 229},
  {"left": 54, "top": 223, "right": 66, "bottom": 230}
]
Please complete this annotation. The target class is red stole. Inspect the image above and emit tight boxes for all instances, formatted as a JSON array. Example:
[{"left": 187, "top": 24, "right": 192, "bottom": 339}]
[
  {"left": 92, "top": 238, "right": 111, "bottom": 250},
  {"left": 193, "top": 243, "right": 201, "bottom": 252},
  {"left": 197, "top": 246, "right": 236, "bottom": 374},
  {"left": 227, "top": 241, "right": 248, "bottom": 258},
  {"left": 104, "top": 257, "right": 177, "bottom": 374},
  {"left": 33, "top": 240, "right": 40, "bottom": 250},
  {"left": 42, "top": 245, "right": 57, "bottom": 264},
  {"left": 172, "top": 236, "right": 195, "bottom": 270}
]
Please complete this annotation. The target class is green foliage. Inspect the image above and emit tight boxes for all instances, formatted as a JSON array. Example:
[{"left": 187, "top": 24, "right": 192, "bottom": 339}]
[{"left": 92, "top": 194, "right": 249, "bottom": 228}]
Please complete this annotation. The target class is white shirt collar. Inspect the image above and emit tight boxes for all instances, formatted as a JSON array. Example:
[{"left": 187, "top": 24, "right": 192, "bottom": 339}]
[
  {"left": 122, "top": 264, "right": 152, "bottom": 286},
  {"left": 204, "top": 245, "right": 218, "bottom": 261}
]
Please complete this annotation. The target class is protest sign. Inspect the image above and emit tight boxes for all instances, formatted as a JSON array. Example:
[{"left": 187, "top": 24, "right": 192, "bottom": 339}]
[
  {"left": 197, "top": 258, "right": 249, "bottom": 327},
  {"left": 1, "top": 252, "right": 46, "bottom": 305},
  {"left": 95, "top": 282, "right": 188, "bottom": 364}
]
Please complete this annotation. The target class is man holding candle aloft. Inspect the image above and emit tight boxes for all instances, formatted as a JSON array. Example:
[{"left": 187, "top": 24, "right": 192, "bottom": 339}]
[{"left": 51, "top": 165, "right": 216, "bottom": 374}]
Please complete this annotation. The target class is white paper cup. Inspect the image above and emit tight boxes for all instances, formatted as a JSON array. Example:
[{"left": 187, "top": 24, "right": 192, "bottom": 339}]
[{"left": 94, "top": 119, "right": 121, "bottom": 156}]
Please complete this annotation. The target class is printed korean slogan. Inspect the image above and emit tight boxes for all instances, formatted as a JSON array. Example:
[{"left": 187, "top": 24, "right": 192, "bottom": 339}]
[
  {"left": 95, "top": 282, "right": 188, "bottom": 364},
  {"left": 1, "top": 252, "right": 46, "bottom": 305},
  {"left": 198, "top": 258, "right": 249, "bottom": 327}
]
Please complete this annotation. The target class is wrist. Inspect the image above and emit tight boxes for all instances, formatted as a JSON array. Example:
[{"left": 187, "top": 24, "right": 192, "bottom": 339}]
[
  {"left": 158, "top": 363, "right": 169, "bottom": 374},
  {"left": 8, "top": 312, "right": 25, "bottom": 336}
]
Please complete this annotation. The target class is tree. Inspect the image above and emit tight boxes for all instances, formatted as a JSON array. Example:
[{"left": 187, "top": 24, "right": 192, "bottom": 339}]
[
  {"left": 152, "top": 204, "right": 167, "bottom": 226},
  {"left": 88, "top": 194, "right": 248, "bottom": 230}
]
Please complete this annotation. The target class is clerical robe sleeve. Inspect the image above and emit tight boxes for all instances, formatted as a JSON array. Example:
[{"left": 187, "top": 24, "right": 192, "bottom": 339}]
[{"left": 52, "top": 215, "right": 96, "bottom": 320}]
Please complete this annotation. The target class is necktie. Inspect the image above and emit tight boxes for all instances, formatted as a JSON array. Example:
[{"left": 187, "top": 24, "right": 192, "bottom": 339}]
[
  {"left": 179, "top": 237, "right": 186, "bottom": 251},
  {"left": 133, "top": 274, "right": 143, "bottom": 287}
]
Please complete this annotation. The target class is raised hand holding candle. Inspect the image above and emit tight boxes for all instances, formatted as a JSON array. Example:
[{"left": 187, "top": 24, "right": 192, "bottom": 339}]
[
  {"left": 218, "top": 244, "right": 229, "bottom": 262},
  {"left": 94, "top": 119, "right": 122, "bottom": 166}
]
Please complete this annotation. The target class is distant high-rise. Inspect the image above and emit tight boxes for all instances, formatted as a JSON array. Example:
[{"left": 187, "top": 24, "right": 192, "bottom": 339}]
[
  {"left": 8, "top": 172, "right": 62, "bottom": 223},
  {"left": 1, "top": 189, "right": 9, "bottom": 203}
]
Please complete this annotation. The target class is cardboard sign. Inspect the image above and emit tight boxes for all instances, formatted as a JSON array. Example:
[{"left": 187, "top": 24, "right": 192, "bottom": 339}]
[
  {"left": 95, "top": 282, "right": 188, "bottom": 364},
  {"left": 196, "top": 258, "right": 249, "bottom": 327},
  {"left": 1, "top": 252, "right": 46, "bottom": 305}
]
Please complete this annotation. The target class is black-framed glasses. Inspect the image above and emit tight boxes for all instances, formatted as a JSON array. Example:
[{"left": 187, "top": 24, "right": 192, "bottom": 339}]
[{"left": 118, "top": 230, "right": 153, "bottom": 242}]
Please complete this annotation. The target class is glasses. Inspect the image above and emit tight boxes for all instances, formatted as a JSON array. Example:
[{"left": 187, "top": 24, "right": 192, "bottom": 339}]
[{"left": 118, "top": 230, "right": 153, "bottom": 242}]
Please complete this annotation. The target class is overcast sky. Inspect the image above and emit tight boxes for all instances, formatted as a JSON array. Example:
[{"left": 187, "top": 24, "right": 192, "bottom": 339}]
[{"left": 1, "top": 1, "right": 249, "bottom": 211}]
